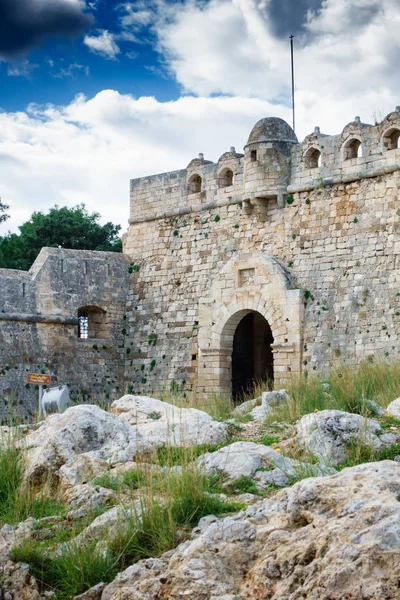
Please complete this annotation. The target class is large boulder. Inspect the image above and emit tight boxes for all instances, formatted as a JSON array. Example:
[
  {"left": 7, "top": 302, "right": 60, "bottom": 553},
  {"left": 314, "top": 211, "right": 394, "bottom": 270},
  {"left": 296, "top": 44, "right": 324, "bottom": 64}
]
[
  {"left": 101, "top": 461, "right": 400, "bottom": 600},
  {"left": 110, "top": 395, "right": 228, "bottom": 447},
  {"left": 197, "top": 441, "right": 335, "bottom": 488},
  {"left": 22, "top": 405, "right": 150, "bottom": 484},
  {"left": 386, "top": 397, "right": 400, "bottom": 418},
  {"left": 297, "top": 409, "right": 396, "bottom": 466}
]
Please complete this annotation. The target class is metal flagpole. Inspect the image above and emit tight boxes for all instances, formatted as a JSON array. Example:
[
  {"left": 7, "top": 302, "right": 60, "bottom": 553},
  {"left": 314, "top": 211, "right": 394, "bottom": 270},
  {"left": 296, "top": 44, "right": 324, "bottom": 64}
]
[{"left": 290, "top": 34, "right": 295, "bottom": 133}]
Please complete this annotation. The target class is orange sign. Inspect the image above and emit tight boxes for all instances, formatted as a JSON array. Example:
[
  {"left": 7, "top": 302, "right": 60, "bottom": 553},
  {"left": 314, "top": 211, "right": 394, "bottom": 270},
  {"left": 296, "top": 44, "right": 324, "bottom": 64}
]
[{"left": 26, "top": 373, "right": 52, "bottom": 385}]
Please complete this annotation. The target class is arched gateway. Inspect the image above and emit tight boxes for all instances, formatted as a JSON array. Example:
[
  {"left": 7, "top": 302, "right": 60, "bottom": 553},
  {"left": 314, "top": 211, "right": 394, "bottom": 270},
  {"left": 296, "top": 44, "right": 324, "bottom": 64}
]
[
  {"left": 231, "top": 311, "right": 274, "bottom": 399},
  {"left": 197, "top": 253, "right": 304, "bottom": 397}
]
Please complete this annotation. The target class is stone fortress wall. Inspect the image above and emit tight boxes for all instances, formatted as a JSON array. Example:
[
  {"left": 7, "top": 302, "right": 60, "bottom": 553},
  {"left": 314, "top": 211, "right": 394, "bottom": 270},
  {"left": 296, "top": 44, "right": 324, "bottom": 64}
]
[
  {"left": 124, "top": 107, "right": 400, "bottom": 397},
  {"left": 1, "top": 108, "right": 400, "bottom": 408},
  {"left": 0, "top": 248, "right": 130, "bottom": 417}
]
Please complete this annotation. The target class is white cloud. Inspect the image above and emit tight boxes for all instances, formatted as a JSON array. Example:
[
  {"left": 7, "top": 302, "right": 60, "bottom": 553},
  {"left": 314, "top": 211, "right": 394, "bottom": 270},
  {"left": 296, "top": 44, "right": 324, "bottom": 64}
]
[
  {"left": 84, "top": 29, "right": 121, "bottom": 59},
  {"left": 55, "top": 63, "right": 90, "bottom": 78},
  {"left": 7, "top": 60, "right": 39, "bottom": 77},
  {"left": 1, "top": 0, "right": 399, "bottom": 236},
  {"left": 138, "top": 0, "right": 399, "bottom": 128},
  {"left": 0, "top": 91, "right": 292, "bottom": 235}
]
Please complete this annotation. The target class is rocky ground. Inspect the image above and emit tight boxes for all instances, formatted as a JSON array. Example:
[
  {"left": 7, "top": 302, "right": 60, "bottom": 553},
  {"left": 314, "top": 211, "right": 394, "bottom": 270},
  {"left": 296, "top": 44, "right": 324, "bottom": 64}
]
[{"left": 1, "top": 390, "right": 400, "bottom": 599}]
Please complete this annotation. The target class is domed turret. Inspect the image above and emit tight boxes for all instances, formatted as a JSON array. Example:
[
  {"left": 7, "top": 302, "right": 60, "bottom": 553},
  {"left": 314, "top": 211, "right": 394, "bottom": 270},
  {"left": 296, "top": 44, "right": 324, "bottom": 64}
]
[
  {"left": 246, "top": 117, "right": 298, "bottom": 146},
  {"left": 243, "top": 117, "right": 298, "bottom": 204}
]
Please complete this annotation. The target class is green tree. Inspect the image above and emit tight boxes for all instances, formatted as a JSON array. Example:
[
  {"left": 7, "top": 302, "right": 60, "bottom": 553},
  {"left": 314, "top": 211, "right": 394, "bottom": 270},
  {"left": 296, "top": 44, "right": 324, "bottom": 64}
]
[
  {"left": 0, "top": 204, "right": 122, "bottom": 270},
  {"left": 0, "top": 199, "right": 9, "bottom": 224}
]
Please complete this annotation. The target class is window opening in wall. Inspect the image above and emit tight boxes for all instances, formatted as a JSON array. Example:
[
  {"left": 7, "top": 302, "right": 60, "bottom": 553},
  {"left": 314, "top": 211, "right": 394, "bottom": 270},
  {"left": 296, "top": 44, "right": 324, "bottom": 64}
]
[
  {"left": 22, "top": 283, "right": 26, "bottom": 297},
  {"left": 344, "top": 138, "right": 362, "bottom": 160},
  {"left": 84, "top": 260, "right": 88, "bottom": 275},
  {"left": 304, "top": 147, "right": 322, "bottom": 169},
  {"left": 382, "top": 128, "right": 400, "bottom": 151},
  {"left": 250, "top": 150, "right": 257, "bottom": 162},
  {"left": 188, "top": 174, "right": 202, "bottom": 194},
  {"left": 78, "top": 312, "right": 89, "bottom": 339},
  {"left": 78, "top": 305, "right": 108, "bottom": 339},
  {"left": 218, "top": 168, "right": 234, "bottom": 188}
]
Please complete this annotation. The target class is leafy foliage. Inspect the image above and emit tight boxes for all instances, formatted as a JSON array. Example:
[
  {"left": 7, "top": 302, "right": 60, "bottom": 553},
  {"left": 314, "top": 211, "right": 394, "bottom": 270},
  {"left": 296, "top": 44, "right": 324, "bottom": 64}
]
[
  {"left": 0, "top": 204, "right": 122, "bottom": 270},
  {"left": 0, "top": 198, "right": 9, "bottom": 224}
]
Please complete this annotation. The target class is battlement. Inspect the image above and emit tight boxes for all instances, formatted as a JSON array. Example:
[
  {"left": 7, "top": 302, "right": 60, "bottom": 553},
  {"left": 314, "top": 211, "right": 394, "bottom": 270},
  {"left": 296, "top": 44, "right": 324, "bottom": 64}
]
[{"left": 128, "top": 108, "right": 400, "bottom": 224}]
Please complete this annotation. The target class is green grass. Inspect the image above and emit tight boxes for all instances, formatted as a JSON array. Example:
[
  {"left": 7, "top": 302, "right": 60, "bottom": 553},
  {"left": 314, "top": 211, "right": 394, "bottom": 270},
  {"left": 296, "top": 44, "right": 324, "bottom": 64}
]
[
  {"left": 154, "top": 443, "right": 220, "bottom": 466},
  {"left": 0, "top": 442, "right": 65, "bottom": 526},
  {"left": 337, "top": 441, "right": 400, "bottom": 471},
  {"left": 262, "top": 434, "right": 280, "bottom": 446},
  {"left": 266, "top": 359, "right": 400, "bottom": 424},
  {"left": 234, "top": 413, "right": 254, "bottom": 424},
  {"left": 11, "top": 540, "right": 118, "bottom": 600},
  {"left": 228, "top": 475, "right": 260, "bottom": 495},
  {"left": 379, "top": 415, "right": 400, "bottom": 430},
  {"left": 13, "top": 459, "right": 243, "bottom": 599},
  {"left": 158, "top": 389, "right": 233, "bottom": 421},
  {"left": 92, "top": 469, "right": 144, "bottom": 492}
]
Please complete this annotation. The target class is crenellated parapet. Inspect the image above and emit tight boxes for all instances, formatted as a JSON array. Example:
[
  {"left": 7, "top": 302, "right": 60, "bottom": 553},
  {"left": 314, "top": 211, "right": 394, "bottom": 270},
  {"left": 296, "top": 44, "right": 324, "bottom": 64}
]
[
  {"left": 127, "top": 107, "right": 400, "bottom": 228},
  {"left": 290, "top": 107, "right": 400, "bottom": 193}
]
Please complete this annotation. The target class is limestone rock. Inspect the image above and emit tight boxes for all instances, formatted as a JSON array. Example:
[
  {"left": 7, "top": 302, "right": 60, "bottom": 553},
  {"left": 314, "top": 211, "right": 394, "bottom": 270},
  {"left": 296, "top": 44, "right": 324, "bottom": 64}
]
[
  {"left": 64, "top": 484, "right": 116, "bottom": 517},
  {"left": 101, "top": 461, "right": 400, "bottom": 600},
  {"left": 110, "top": 395, "right": 228, "bottom": 447},
  {"left": 73, "top": 582, "right": 105, "bottom": 599},
  {"left": 197, "top": 441, "right": 335, "bottom": 489},
  {"left": 386, "top": 397, "right": 400, "bottom": 418},
  {"left": 0, "top": 561, "right": 41, "bottom": 600},
  {"left": 60, "top": 502, "right": 143, "bottom": 550},
  {"left": 23, "top": 405, "right": 149, "bottom": 484},
  {"left": 59, "top": 456, "right": 109, "bottom": 489},
  {"left": 232, "top": 390, "right": 289, "bottom": 422},
  {"left": 250, "top": 389, "right": 289, "bottom": 421},
  {"left": 232, "top": 397, "right": 261, "bottom": 416},
  {"left": 297, "top": 409, "right": 396, "bottom": 466}
]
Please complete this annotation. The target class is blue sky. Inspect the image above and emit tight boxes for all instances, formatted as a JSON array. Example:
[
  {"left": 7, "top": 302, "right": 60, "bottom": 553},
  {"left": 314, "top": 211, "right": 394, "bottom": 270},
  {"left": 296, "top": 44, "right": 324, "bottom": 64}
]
[
  {"left": 0, "top": 0, "right": 182, "bottom": 110},
  {"left": 0, "top": 0, "right": 399, "bottom": 234}
]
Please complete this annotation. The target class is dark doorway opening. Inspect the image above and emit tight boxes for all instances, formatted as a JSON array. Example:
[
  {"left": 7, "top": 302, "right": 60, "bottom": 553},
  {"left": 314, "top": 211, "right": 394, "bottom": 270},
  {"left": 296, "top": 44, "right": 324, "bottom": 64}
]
[{"left": 232, "top": 311, "right": 274, "bottom": 401}]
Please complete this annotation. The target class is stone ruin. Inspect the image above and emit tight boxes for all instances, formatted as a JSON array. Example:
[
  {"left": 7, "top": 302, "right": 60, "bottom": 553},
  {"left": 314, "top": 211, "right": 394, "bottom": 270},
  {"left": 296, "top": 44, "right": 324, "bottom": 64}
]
[{"left": 1, "top": 109, "right": 400, "bottom": 414}]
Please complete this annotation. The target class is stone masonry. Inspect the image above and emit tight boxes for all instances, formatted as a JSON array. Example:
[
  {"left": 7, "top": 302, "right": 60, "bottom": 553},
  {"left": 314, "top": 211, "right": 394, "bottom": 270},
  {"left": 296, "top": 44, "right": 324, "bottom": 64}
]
[
  {"left": 124, "top": 108, "right": 400, "bottom": 397},
  {"left": 0, "top": 248, "right": 130, "bottom": 418},
  {"left": 1, "top": 109, "right": 400, "bottom": 410}
]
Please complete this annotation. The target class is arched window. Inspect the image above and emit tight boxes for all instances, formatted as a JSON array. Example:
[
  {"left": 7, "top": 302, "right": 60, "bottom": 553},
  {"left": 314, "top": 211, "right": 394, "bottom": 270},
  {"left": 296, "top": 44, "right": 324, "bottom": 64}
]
[
  {"left": 218, "top": 168, "right": 234, "bottom": 188},
  {"left": 304, "top": 147, "right": 321, "bottom": 169},
  {"left": 344, "top": 138, "right": 362, "bottom": 160},
  {"left": 382, "top": 128, "right": 400, "bottom": 151},
  {"left": 188, "top": 174, "right": 202, "bottom": 194},
  {"left": 78, "top": 306, "right": 108, "bottom": 339}
]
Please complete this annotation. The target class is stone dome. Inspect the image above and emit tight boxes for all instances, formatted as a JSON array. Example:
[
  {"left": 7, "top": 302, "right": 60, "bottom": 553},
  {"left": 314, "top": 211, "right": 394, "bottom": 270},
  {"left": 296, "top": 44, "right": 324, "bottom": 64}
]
[
  {"left": 186, "top": 153, "right": 213, "bottom": 170},
  {"left": 218, "top": 146, "right": 244, "bottom": 162},
  {"left": 246, "top": 117, "right": 298, "bottom": 146}
]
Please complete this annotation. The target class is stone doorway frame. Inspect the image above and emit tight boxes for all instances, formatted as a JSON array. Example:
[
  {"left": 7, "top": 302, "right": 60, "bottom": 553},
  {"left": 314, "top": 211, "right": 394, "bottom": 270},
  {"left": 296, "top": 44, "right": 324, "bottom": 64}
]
[{"left": 197, "top": 253, "right": 304, "bottom": 395}]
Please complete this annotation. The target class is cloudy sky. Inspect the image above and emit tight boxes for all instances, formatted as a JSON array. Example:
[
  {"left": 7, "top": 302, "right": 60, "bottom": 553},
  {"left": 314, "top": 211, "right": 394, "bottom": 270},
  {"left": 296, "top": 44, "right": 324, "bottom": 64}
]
[{"left": 0, "top": 0, "right": 399, "bottom": 235}]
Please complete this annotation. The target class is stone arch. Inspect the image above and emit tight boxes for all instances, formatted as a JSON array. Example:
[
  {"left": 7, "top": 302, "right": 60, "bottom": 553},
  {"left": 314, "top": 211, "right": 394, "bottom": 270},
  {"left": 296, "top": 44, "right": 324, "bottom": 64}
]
[
  {"left": 343, "top": 137, "right": 362, "bottom": 160},
  {"left": 197, "top": 253, "right": 304, "bottom": 395},
  {"left": 304, "top": 146, "right": 322, "bottom": 169},
  {"left": 382, "top": 127, "right": 400, "bottom": 151},
  {"left": 187, "top": 173, "right": 202, "bottom": 194},
  {"left": 218, "top": 167, "right": 234, "bottom": 188}
]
